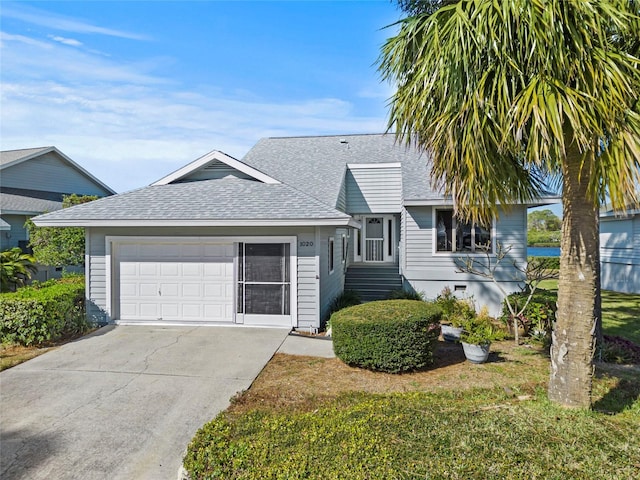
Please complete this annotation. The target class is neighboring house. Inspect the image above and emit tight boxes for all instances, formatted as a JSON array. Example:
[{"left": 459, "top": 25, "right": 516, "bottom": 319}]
[
  {"left": 1, "top": 146, "right": 116, "bottom": 279},
  {"left": 600, "top": 207, "right": 640, "bottom": 294},
  {"left": 33, "top": 134, "right": 555, "bottom": 328}
]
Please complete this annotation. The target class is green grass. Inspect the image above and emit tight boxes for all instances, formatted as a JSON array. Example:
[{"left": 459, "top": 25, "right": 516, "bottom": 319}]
[
  {"left": 185, "top": 387, "right": 640, "bottom": 479},
  {"left": 534, "top": 280, "right": 640, "bottom": 344},
  {"left": 601, "top": 290, "right": 640, "bottom": 344},
  {"left": 184, "top": 283, "right": 640, "bottom": 479}
]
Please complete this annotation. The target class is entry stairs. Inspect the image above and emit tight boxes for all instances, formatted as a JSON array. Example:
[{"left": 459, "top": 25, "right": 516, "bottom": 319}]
[{"left": 344, "top": 264, "right": 403, "bottom": 302}]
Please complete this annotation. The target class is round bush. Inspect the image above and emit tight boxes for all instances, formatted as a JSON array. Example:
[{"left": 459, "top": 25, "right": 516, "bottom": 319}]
[{"left": 331, "top": 300, "right": 442, "bottom": 373}]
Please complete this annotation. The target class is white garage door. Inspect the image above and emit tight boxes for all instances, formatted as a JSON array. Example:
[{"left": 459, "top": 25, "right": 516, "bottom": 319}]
[{"left": 117, "top": 242, "right": 235, "bottom": 323}]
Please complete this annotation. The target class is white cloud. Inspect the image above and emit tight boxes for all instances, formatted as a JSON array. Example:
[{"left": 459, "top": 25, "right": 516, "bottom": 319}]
[
  {"left": 1, "top": 45, "right": 386, "bottom": 192},
  {"left": 48, "top": 35, "right": 83, "bottom": 47},
  {"left": 1, "top": 4, "right": 150, "bottom": 41},
  {"left": 0, "top": 9, "right": 388, "bottom": 193},
  {"left": 0, "top": 31, "right": 166, "bottom": 85}
]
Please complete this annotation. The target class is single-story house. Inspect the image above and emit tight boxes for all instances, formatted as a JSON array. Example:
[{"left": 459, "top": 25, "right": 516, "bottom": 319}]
[
  {"left": 600, "top": 206, "right": 640, "bottom": 294},
  {"left": 1, "top": 146, "right": 116, "bottom": 280},
  {"left": 33, "top": 134, "right": 556, "bottom": 328}
]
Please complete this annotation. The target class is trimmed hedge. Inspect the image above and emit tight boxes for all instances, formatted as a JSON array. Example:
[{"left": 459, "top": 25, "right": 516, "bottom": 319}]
[
  {"left": 0, "top": 276, "right": 88, "bottom": 346},
  {"left": 331, "top": 300, "right": 442, "bottom": 373}
]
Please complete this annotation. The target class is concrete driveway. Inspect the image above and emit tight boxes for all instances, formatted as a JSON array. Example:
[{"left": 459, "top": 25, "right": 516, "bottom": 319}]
[{"left": 0, "top": 325, "right": 289, "bottom": 480}]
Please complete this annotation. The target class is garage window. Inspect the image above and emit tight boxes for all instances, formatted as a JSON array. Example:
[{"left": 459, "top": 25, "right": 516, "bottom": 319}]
[{"left": 237, "top": 243, "right": 290, "bottom": 315}]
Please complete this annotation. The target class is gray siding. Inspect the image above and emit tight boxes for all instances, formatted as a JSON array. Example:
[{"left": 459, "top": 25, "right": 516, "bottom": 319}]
[
  {"left": 318, "top": 226, "right": 347, "bottom": 324},
  {"left": 86, "top": 226, "right": 321, "bottom": 326},
  {"left": 0, "top": 214, "right": 29, "bottom": 250},
  {"left": 345, "top": 166, "right": 402, "bottom": 214},
  {"left": 176, "top": 160, "right": 256, "bottom": 182},
  {"left": 402, "top": 205, "right": 527, "bottom": 315},
  {"left": 600, "top": 214, "right": 640, "bottom": 293},
  {"left": 1, "top": 152, "right": 112, "bottom": 196}
]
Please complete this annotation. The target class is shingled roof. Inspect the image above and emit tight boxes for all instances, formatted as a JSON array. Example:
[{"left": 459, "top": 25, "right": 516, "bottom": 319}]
[
  {"left": 0, "top": 192, "right": 62, "bottom": 215},
  {"left": 33, "top": 178, "right": 356, "bottom": 227},
  {"left": 241, "top": 134, "right": 440, "bottom": 207},
  {"left": 0, "top": 147, "right": 51, "bottom": 166}
]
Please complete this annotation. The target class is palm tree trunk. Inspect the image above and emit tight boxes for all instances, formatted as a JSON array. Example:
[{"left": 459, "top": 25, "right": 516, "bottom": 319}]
[{"left": 548, "top": 147, "right": 601, "bottom": 408}]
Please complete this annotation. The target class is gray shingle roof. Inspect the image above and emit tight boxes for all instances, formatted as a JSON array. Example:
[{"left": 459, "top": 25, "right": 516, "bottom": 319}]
[
  {"left": 0, "top": 147, "right": 52, "bottom": 166},
  {"left": 241, "top": 134, "right": 439, "bottom": 207},
  {"left": 33, "top": 178, "right": 353, "bottom": 226},
  {"left": 0, "top": 218, "right": 10, "bottom": 230},
  {"left": 0, "top": 192, "right": 63, "bottom": 214}
]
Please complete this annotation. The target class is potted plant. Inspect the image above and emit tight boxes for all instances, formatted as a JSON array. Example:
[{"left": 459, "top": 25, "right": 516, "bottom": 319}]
[
  {"left": 436, "top": 288, "right": 474, "bottom": 342},
  {"left": 460, "top": 308, "right": 502, "bottom": 363}
]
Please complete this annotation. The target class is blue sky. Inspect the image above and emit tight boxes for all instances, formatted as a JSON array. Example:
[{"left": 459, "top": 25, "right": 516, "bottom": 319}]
[{"left": 1, "top": 1, "right": 400, "bottom": 192}]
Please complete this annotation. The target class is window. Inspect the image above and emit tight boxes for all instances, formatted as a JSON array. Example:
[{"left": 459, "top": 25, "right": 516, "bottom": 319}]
[
  {"left": 328, "top": 237, "right": 335, "bottom": 273},
  {"left": 341, "top": 234, "right": 347, "bottom": 264},
  {"left": 435, "top": 210, "right": 492, "bottom": 253},
  {"left": 237, "top": 243, "right": 290, "bottom": 315}
]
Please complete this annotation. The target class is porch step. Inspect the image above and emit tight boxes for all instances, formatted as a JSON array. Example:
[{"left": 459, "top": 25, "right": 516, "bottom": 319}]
[{"left": 344, "top": 264, "right": 403, "bottom": 302}]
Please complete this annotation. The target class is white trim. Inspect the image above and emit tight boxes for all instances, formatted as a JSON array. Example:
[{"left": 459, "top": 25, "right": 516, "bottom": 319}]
[
  {"left": 113, "top": 320, "right": 290, "bottom": 329},
  {"left": 404, "top": 196, "right": 562, "bottom": 207},
  {"left": 84, "top": 229, "right": 91, "bottom": 314},
  {"left": 33, "top": 218, "right": 360, "bottom": 228},
  {"left": 346, "top": 162, "right": 402, "bottom": 170},
  {"left": 152, "top": 150, "right": 281, "bottom": 186},
  {"left": 600, "top": 209, "right": 639, "bottom": 218},
  {"left": 106, "top": 235, "right": 297, "bottom": 327},
  {"left": 362, "top": 214, "right": 395, "bottom": 263},
  {"left": 328, "top": 236, "right": 335, "bottom": 274},
  {"left": 431, "top": 208, "right": 496, "bottom": 256},
  {"left": 314, "top": 227, "right": 321, "bottom": 323}
]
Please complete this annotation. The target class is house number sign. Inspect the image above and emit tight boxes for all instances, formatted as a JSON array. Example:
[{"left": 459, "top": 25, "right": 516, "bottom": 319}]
[{"left": 299, "top": 241, "right": 314, "bottom": 247}]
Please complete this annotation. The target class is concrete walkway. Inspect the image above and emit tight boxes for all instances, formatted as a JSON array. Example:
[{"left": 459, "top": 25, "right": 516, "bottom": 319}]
[
  {"left": 0, "top": 325, "right": 289, "bottom": 480},
  {"left": 277, "top": 332, "right": 335, "bottom": 358}
]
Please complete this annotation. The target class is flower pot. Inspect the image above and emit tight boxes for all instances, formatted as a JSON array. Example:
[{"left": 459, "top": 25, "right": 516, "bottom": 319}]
[
  {"left": 462, "top": 342, "right": 491, "bottom": 364},
  {"left": 441, "top": 324, "right": 463, "bottom": 342}
]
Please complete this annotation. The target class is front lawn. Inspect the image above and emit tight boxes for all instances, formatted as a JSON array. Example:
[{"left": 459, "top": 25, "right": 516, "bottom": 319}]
[
  {"left": 185, "top": 341, "right": 640, "bottom": 479},
  {"left": 185, "top": 288, "right": 640, "bottom": 478}
]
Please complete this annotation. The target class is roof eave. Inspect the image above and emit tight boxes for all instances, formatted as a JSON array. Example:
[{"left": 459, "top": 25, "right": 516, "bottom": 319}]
[
  {"left": 1, "top": 209, "right": 48, "bottom": 216},
  {"left": 33, "top": 217, "right": 358, "bottom": 228},
  {"left": 403, "top": 196, "right": 562, "bottom": 207}
]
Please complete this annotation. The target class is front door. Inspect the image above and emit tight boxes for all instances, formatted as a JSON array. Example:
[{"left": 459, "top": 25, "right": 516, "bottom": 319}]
[{"left": 362, "top": 216, "right": 395, "bottom": 263}]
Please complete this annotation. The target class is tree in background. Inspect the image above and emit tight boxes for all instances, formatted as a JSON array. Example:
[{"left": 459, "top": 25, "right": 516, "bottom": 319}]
[
  {"left": 26, "top": 194, "right": 97, "bottom": 268},
  {"left": 528, "top": 209, "right": 561, "bottom": 232},
  {"left": 528, "top": 209, "right": 562, "bottom": 246},
  {"left": 379, "top": 0, "right": 640, "bottom": 407}
]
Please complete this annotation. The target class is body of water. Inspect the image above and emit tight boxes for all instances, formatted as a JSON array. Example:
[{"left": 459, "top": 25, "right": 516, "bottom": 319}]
[{"left": 528, "top": 246, "right": 561, "bottom": 257}]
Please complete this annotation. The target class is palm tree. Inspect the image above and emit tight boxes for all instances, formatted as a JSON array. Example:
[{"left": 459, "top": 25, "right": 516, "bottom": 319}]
[
  {"left": 379, "top": 0, "right": 640, "bottom": 408},
  {"left": 1, "top": 247, "right": 38, "bottom": 292}
]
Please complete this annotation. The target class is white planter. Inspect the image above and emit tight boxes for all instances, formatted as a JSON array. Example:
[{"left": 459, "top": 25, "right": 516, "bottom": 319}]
[
  {"left": 462, "top": 342, "right": 491, "bottom": 364},
  {"left": 441, "top": 324, "right": 463, "bottom": 342}
]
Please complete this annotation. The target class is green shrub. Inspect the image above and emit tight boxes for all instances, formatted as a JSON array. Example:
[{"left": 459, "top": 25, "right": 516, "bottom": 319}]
[
  {"left": 435, "top": 287, "right": 475, "bottom": 327},
  {"left": 387, "top": 289, "right": 424, "bottom": 301},
  {"left": 460, "top": 308, "right": 505, "bottom": 345},
  {"left": 331, "top": 300, "right": 441, "bottom": 373},
  {"left": 0, "top": 276, "right": 90, "bottom": 346},
  {"left": 500, "top": 289, "right": 557, "bottom": 341},
  {"left": 329, "top": 290, "right": 361, "bottom": 315}
]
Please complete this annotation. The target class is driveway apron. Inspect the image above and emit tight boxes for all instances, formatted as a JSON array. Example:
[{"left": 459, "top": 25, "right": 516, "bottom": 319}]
[{"left": 0, "top": 325, "right": 289, "bottom": 480}]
